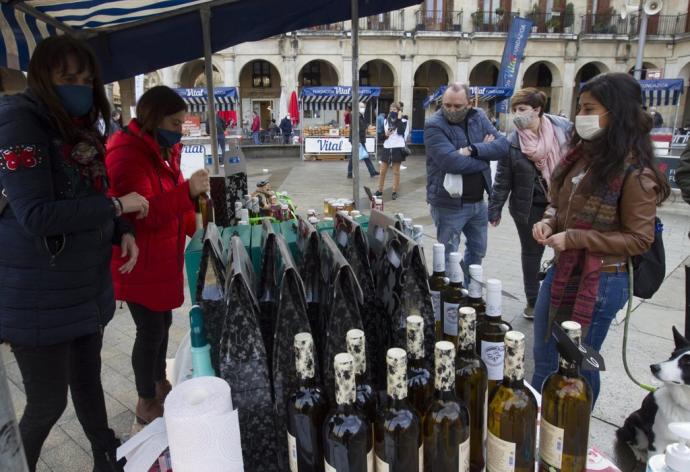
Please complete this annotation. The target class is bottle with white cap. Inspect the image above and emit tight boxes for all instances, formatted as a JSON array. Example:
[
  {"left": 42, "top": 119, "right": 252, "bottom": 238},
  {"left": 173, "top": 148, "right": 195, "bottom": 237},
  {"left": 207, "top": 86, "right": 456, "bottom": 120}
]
[
  {"left": 476, "top": 278, "right": 512, "bottom": 394},
  {"left": 462, "top": 264, "right": 486, "bottom": 324},
  {"left": 441, "top": 252, "right": 467, "bottom": 347},
  {"left": 428, "top": 243, "right": 449, "bottom": 341},
  {"left": 647, "top": 423, "right": 690, "bottom": 472}
]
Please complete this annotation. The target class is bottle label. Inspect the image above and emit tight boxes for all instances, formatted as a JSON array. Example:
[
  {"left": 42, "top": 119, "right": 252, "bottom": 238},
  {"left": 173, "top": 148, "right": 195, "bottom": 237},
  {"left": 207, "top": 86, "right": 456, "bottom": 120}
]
[
  {"left": 487, "top": 431, "right": 516, "bottom": 472},
  {"left": 376, "top": 454, "right": 389, "bottom": 472},
  {"left": 431, "top": 290, "right": 441, "bottom": 322},
  {"left": 459, "top": 437, "right": 470, "bottom": 472},
  {"left": 419, "top": 444, "right": 424, "bottom": 471},
  {"left": 324, "top": 459, "right": 336, "bottom": 472},
  {"left": 539, "top": 419, "right": 564, "bottom": 469},
  {"left": 481, "top": 340, "right": 505, "bottom": 381},
  {"left": 368, "top": 449, "right": 374, "bottom": 472},
  {"left": 287, "top": 431, "right": 298, "bottom": 472},
  {"left": 444, "top": 303, "right": 460, "bottom": 337}
]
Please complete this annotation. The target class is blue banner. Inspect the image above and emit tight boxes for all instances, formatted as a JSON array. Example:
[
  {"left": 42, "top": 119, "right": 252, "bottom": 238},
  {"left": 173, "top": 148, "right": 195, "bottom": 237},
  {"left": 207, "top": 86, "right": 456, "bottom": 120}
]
[
  {"left": 300, "top": 86, "right": 381, "bottom": 98},
  {"left": 174, "top": 87, "right": 237, "bottom": 100},
  {"left": 495, "top": 17, "right": 533, "bottom": 113}
]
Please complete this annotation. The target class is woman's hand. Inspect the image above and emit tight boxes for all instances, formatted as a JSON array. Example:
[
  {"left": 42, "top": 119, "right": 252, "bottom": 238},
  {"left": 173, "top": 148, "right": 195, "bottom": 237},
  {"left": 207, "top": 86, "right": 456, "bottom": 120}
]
[
  {"left": 544, "top": 232, "right": 567, "bottom": 252},
  {"left": 532, "top": 221, "right": 553, "bottom": 244},
  {"left": 490, "top": 218, "right": 501, "bottom": 227},
  {"left": 118, "top": 233, "right": 139, "bottom": 274},
  {"left": 119, "top": 192, "right": 149, "bottom": 219},
  {"left": 189, "top": 169, "right": 210, "bottom": 198}
]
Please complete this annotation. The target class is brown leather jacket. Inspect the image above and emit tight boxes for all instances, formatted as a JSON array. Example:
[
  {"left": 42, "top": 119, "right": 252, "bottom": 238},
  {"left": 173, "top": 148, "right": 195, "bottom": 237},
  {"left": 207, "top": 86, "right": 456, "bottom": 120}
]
[{"left": 541, "top": 157, "right": 659, "bottom": 265}]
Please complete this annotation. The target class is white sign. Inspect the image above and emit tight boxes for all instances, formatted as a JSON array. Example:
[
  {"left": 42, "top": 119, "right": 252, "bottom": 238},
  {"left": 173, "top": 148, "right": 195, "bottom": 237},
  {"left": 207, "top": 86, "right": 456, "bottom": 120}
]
[
  {"left": 305, "top": 137, "right": 352, "bottom": 154},
  {"left": 181, "top": 144, "right": 207, "bottom": 179}
]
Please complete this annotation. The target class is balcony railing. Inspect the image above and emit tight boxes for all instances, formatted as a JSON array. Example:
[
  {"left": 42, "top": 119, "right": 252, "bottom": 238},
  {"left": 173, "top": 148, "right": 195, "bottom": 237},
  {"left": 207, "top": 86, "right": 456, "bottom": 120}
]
[
  {"left": 415, "top": 9, "right": 462, "bottom": 32},
  {"left": 471, "top": 11, "right": 517, "bottom": 33},
  {"left": 523, "top": 12, "right": 576, "bottom": 33},
  {"left": 580, "top": 14, "right": 627, "bottom": 34},
  {"left": 359, "top": 11, "right": 404, "bottom": 31},
  {"left": 625, "top": 14, "right": 690, "bottom": 36},
  {"left": 303, "top": 22, "right": 344, "bottom": 32}
]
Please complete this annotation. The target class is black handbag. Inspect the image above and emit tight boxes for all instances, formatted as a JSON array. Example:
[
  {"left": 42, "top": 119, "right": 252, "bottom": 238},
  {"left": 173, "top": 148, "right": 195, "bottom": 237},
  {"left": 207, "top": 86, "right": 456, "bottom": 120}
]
[{"left": 632, "top": 217, "right": 665, "bottom": 299}]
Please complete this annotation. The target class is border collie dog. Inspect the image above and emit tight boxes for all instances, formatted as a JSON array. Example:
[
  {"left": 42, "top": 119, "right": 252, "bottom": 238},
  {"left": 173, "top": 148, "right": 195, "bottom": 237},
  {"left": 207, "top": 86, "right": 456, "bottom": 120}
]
[{"left": 617, "top": 327, "right": 690, "bottom": 462}]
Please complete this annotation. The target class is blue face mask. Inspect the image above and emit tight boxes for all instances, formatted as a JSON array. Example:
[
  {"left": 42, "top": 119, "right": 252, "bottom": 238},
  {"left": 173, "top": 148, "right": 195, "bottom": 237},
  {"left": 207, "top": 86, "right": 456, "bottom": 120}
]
[
  {"left": 157, "top": 128, "right": 183, "bottom": 147},
  {"left": 54, "top": 85, "right": 93, "bottom": 117}
]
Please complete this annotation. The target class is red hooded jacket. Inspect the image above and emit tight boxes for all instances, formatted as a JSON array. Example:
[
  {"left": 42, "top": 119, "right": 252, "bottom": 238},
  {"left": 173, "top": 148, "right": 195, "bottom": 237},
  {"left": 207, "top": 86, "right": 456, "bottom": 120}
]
[{"left": 106, "top": 119, "right": 196, "bottom": 311}]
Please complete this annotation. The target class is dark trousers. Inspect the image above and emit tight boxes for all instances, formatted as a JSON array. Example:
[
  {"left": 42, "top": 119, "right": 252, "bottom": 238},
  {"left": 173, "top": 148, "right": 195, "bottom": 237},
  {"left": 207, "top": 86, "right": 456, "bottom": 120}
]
[
  {"left": 513, "top": 204, "right": 548, "bottom": 306},
  {"left": 12, "top": 333, "right": 117, "bottom": 471},
  {"left": 347, "top": 156, "right": 377, "bottom": 177},
  {"left": 128, "top": 303, "right": 172, "bottom": 399}
]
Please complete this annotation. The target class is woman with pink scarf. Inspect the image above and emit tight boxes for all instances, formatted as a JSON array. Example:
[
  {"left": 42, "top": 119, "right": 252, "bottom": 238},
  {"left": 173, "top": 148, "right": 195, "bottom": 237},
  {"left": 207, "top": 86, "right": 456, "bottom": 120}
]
[{"left": 488, "top": 88, "right": 572, "bottom": 318}]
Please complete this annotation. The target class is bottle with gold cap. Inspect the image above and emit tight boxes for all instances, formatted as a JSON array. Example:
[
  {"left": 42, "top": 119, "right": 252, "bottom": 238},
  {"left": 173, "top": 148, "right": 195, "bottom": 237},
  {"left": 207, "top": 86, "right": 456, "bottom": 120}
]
[
  {"left": 487, "top": 331, "right": 538, "bottom": 472},
  {"left": 287, "top": 333, "right": 329, "bottom": 472},
  {"left": 428, "top": 243, "right": 448, "bottom": 341},
  {"left": 406, "top": 315, "right": 433, "bottom": 417},
  {"left": 323, "top": 352, "right": 374, "bottom": 472},
  {"left": 374, "top": 348, "right": 423, "bottom": 472},
  {"left": 424, "top": 341, "right": 471, "bottom": 472},
  {"left": 346, "top": 329, "right": 376, "bottom": 425},
  {"left": 455, "top": 307, "right": 488, "bottom": 472},
  {"left": 539, "top": 321, "right": 593, "bottom": 472}
]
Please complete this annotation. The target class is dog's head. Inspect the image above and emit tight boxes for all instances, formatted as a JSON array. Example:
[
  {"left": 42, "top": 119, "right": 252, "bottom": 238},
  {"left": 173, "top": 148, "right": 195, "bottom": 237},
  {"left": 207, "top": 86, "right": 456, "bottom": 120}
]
[{"left": 650, "top": 327, "right": 690, "bottom": 386}]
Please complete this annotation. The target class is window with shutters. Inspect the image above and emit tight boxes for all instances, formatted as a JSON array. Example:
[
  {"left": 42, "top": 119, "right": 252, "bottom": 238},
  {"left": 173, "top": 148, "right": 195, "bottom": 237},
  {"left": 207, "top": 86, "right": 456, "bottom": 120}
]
[{"left": 252, "top": 61, "right": 271, "bottom": 88}]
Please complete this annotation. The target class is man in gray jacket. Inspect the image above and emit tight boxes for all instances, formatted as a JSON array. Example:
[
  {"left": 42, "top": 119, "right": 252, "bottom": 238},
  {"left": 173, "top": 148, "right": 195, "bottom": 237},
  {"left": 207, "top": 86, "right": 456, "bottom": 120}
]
[{"left": 424, "top": 83, "right": 509, "bottom": 283}]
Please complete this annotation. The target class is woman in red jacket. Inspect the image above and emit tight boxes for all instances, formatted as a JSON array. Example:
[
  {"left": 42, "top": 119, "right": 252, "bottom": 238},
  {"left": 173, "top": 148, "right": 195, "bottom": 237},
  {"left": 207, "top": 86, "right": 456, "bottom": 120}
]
[{"left": 106, "top": 86, "right": 209, "bottom": 424}]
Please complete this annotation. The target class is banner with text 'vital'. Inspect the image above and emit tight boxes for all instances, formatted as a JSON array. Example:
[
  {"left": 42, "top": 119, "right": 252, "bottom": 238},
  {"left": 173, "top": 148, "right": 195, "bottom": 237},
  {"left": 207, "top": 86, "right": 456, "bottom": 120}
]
[{"left": 495, "top": 17, "right": 533, "bottom": 113}]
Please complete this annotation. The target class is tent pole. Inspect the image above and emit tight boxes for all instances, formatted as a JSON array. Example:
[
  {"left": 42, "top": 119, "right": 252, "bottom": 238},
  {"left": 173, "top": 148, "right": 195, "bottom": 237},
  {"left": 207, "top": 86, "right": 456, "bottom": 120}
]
[
  {"left": 201, "top": 5, "right": 220, "bottom": 175},
  {"left": 673, "top": 99, "right": 681, "bottom": 134},
  {"left": 351, "top": 0, "right": 360, "bottom": 209}
]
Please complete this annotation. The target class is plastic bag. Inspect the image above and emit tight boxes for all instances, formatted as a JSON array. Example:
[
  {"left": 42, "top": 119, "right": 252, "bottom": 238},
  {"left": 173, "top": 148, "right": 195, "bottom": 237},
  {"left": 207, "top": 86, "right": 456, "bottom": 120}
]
[
  {"left": 358, "top": 143, "right": 369, "bottom": 161},
  {"left": 443, "top": 173, "right": 464, "bottom": 198}
]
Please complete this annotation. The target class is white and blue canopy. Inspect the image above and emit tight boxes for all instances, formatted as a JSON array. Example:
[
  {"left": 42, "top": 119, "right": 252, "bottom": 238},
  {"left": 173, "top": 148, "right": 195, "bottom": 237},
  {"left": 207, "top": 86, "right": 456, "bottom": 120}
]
[
  {"left": 578, "top": 78, "right": 685, "bottom": 107},
  {"left": 0, "top": 0, "right": 421, "bottom": 83},
  {"left": 300, "top": 86, "right": 381, "bottom": 111},
  {"left": 423, "top": 85, "right": 514, "bottom": 108},
  {"left": 175, "top": 86, "right": 237, "bottom": 112}
]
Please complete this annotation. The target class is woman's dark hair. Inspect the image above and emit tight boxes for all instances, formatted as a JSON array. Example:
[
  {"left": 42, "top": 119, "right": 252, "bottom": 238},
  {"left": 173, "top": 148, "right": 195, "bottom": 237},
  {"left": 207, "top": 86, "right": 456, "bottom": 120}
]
[
  {"left": 511, "top": 87, "right": 548, "bottom": 117},
  {"left": 135, "top": 86, "right": 187, "bottom": 136},
  {"left": 573, "top": 72, "right": 670, "bottom": 204},
  {"left": 27, "top": 36, "right": 110, "bottom": 142}
]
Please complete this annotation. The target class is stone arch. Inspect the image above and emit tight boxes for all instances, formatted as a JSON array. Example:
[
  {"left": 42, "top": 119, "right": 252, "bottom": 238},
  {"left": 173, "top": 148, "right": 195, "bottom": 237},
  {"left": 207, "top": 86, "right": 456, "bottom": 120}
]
[
  {"left": 177, "top": 59, "right": 224, "bottom": 88},
  {"left": 144, "top": 71, "right": 162, "bottom": 91},
  {"left": 0, "top": 68, "right": 27, "bottom": 95},
  {"left": 360, "top": 58, "right": 398, "bottom": 114},
  {"left": 298, "top": 59, "right": 340, "bottom": 86},
  {"left": 413, "top": 59, "right": 453, "bottom": 129},
  {"left": 295, "top": 58, "right": 341, "bottom": 86},
  {"left": 469, "top": 60, "right": 500, "bottom": 86},
  {"left": 238, "top": 59, "right": 283, "bottom": 129},
  {"left": 627, "top": 61, "right": 660, "bottom": 80},
  {"left": 520, "top": 60, "right": 563, "bottom": 113}
]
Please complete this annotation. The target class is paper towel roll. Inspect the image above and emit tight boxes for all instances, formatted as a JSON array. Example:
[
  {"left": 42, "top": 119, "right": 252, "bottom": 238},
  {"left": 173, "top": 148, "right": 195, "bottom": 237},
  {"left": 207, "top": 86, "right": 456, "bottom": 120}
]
[{"left": 164, "top": 377, "right": 244, "bottom": 472}]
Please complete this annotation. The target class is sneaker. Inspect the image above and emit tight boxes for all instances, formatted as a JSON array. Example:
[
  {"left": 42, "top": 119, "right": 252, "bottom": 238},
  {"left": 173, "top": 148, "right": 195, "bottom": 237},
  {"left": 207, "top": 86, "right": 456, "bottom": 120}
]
[
  {"left": 372, "top": 171, "right": 380, "bottom": 176},
  {"left": 374, "top": 190, "right": 383, "bottom": 197},
  {"left": 392, "top": 192, "right": 398, "bottom": 200},
  {"left": 400, "top": 165, "right": 407, "bottom": 170},
  {"left": 523, "top": 304, "right": 535, "bottom": 320}
]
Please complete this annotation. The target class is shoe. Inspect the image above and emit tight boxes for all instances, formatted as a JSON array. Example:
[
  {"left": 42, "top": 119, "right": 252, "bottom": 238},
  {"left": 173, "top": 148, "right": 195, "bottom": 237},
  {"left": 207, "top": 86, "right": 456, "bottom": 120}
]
[
  {"left": 347, "top": 175, "right": 352, "bottom": 179},
  {"left": 155, "top": 379, "right": 172, "bottom": 405},
  {"left": 523, "top": 304, "right": 535, "bottom": 320},
  {"left": 92, "top": 436, "right": 125, "bottom": 472},
  {"left": 371, "top": 171, "right": 380, "bottom": 177},
  {"left": 374, "top": 190, "right": 383, "bottom": 197},
  {"left": 392, "top": 192, "right": 398, "bottom": 200},
  {"left": 136, "top": 397, "right": 164, "bottom": 425},
  {"left": 400, "top": 165, "right": 407, "bottom": 170}
]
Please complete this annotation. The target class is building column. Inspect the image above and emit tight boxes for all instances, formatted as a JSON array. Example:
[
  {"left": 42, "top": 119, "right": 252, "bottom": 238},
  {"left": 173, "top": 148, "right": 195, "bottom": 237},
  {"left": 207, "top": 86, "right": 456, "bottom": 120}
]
[
  {"left": 281, "top": 56, "right": 297, "bottom": 118},
  {"left": 456, "top": 58, "right": 470, "bottom": 85},
  {"left": 400, "top": 55, "right": 414, "bottom": 122},
  {"left": 161, "top": 67, "right": 176, "bottom": 87},
  {"left": 560, "top": 61, "right": 576, "bottom": 118},
  {"left": 343, "top": 57, "right": 353, "bottom": 86},
  {"left": 223, "top": 53, "right": 237, "bottom": 87}
]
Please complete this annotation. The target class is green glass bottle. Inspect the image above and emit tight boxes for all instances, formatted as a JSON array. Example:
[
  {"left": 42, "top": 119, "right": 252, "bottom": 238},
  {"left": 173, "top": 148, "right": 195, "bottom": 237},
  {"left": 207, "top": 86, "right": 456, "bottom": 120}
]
[
  {"left": 538, "top": 321, "right": 593, "bottom": 472},
  {"left": 476, "top": 278, "right": 512, "bottom": 396},
  {"left": 423, "top": 341, "right": 471, "bottom": 472},
  {"left": 487, "top": 331, "right": 538, "bottom": 472},
  {"left": 428, "top": 243, "right": 448, "bottom": 341},
  {"left": 406, "top": 315, "right": 433, "bottom": 418},
  {"left": 346, "top": 329, "right": 377, "bottom": 426},
  {"left": 441, "top": 252, "right": 466, "bottom": 347},
  {"left": 463, "top": 264, "right": 486, "bottom": 324}
]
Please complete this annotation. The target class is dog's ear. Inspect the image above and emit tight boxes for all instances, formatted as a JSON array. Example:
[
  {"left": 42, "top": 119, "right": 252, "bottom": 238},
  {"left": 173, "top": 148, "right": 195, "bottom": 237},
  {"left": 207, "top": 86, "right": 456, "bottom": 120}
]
[{"left": 672, "top": 326, "right": 690, "bottom": 351}]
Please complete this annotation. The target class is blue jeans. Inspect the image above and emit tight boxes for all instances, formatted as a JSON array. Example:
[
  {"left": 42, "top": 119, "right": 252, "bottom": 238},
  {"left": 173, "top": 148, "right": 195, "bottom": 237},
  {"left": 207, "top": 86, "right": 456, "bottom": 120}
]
[
  {"left": 252, "top": 131, "right": 260, "bottom": 145},
  {"left": 532, "top": 265, "right": 629, "bottom": 405},
  {"left": 347, "top": 156, "right": 377, "bottom": 177},
  {"left": 430, "top": 202, "right": 488, "bottom": 287}
]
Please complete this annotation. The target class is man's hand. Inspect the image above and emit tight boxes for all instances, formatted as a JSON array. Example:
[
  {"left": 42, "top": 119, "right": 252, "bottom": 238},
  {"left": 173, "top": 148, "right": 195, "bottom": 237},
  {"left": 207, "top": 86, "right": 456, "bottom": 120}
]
[
  {"left": 118, "top": 233, "right": 139, "bottom": 274},
  {"left": 483, "top": 134, "right": 496, "bottom": 143},
  {"left": 458, "top": 147, "right": 471, "bottom": 156}
]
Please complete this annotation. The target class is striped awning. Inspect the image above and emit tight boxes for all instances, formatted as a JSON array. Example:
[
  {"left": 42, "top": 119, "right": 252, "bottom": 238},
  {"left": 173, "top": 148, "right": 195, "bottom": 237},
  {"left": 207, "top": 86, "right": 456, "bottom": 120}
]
[
  {"left": 175, "top": 87, "right": 237, "bottom": 112},
  {"left": 423, "top": 85, "right": 514, "bottom": 108},
  {"left": 640, "top": 79, "right": 684, "bottom": 107},
  {"left": 0, "top": 4, "right": 59, "bottom": 71},
  {"left": 300, "top": 86, "right": 381, "bottom": 111}
]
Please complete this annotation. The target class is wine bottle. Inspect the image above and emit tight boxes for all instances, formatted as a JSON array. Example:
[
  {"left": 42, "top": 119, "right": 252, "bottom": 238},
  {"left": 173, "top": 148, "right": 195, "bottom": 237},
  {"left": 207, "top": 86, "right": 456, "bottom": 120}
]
[
  {"left": 197, "top": 193, "right": 214, "bottom": 230},
  {"left": 476, "top": 279, "right": 512, "bottom": 395},
  {"left": 455, "top": 307, "right": 488, "bottom": 472},
  {"left": 323, "top": 352, "right": 374, "bottom": 472},
  {"left": 406, "top": 315, "right": 433, "bottom": 417},
  {"left": 538, "top": 321, "right": 593, "bottom": 472},
  {"left": 374, "top": 348, "right": 423, "bottom": 472},
  {"left": 424, "top": 341, "right": 471, "bottom": 472},
  {"left": 287, "top": 333, "right": 329, "bottom": 472},
  {"left": 346, "top": 329, "right": 377, "bottom": 426},
  {"left": 441, "top": 252, "right": 466, "bottom": 346},
  {"left": 428, "top": 243, "right": 448, "bottom": 341},
  {"left": 463, "top": 265, "right": 486, "bottom": 324},
  {"left": 487, "top": 331, "right": 538, "bottom": 472}
]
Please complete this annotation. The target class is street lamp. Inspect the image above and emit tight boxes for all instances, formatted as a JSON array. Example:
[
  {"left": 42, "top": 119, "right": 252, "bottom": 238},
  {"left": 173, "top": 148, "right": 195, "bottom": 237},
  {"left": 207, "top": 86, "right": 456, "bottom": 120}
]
[{"left": 621, "top": 0, "right": 663, "bottom": 80}]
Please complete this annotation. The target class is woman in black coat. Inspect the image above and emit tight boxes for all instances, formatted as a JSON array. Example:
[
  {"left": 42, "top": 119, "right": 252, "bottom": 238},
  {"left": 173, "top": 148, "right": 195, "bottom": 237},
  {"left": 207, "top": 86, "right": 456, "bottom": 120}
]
[
  {"left": 0, "top": 37, "right": 148, "bottom": 471},
  {"left": 375, "top": 103, "right": 407, "bottom": 200}
]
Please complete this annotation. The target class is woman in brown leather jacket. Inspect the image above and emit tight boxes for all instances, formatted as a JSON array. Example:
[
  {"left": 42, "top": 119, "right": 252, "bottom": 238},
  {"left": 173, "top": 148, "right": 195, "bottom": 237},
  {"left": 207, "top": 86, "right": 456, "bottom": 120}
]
[{"left": 530, "top": 73, "right": 670, "bottom": 404}]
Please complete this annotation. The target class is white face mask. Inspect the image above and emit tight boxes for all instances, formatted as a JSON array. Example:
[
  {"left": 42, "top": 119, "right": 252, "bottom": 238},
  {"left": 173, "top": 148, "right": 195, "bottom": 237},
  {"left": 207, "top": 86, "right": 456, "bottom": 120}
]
[
  {"left": 359, "top": 107, "right": 366, "bottom": 114},
  {"left": 575, "top": 114, "right": 606, "bottom": 140},
  {"left": 513, "top": 110, "right": 536, "bottom": 130}
]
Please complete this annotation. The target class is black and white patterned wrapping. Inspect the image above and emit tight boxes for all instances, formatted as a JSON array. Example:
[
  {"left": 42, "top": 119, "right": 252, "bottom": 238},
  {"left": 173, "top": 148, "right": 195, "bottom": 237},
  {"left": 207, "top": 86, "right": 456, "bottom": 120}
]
[
  {"left": 257, "top": 222, "right": 279, "bottom": 370},
  {"left": 296, "top": 218, "right": 324, "bottom": 371},
  {"left": 503, "top": 331, "right": 526, "bottom": 382},
  {"left": 223, "top": 172, "right": 248, "bottom": 225},
  {"left": 209, "top": 176, "right": 229, "bottom": 227}
]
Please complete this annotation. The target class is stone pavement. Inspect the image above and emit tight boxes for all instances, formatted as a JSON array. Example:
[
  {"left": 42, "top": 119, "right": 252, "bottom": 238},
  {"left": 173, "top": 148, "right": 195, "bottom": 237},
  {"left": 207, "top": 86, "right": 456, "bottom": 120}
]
[{"left": 2, "top": 153, "right": 689, "bottom": 471}]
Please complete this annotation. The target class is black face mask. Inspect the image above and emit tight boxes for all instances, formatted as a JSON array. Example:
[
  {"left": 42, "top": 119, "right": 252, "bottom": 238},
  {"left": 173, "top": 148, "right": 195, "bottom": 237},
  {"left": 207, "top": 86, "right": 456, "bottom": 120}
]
[{"left": 388, "top": 111, "right": 398, "bottom": 121}]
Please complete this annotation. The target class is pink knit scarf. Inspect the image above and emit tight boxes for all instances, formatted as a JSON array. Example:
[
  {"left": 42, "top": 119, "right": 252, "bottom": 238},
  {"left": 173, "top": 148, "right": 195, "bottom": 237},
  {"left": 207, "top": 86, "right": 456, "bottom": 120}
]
[{"left": 517, "top": 116, "right": 563, "bottom": 184}]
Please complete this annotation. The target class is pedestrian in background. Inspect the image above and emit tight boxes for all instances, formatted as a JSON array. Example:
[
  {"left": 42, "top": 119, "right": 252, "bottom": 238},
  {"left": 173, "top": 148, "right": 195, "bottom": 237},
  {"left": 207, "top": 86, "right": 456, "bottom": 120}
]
[
  {"left": 251, "top": 110, "right": 261, "bottom": 145},
  {"left": 375, "top": 103, "right": 407, "bottom": 200},
  {"left": 279, "top": 114, "right": 293, "bottom": 144},
  {"left": 531, "top": 73, "right": 670, "bottom": 404},
  {"left": 0, "top": 36, "right": 149, "bottom": 472},
  {"left": 347, "top": 102, "right": 380, "bottom": 179},
  {"left": 489, "top": 88, "right": 572, "bottom": 319},
  {"left": 106, "top": 86, "right": 209, "bottom": 425}
]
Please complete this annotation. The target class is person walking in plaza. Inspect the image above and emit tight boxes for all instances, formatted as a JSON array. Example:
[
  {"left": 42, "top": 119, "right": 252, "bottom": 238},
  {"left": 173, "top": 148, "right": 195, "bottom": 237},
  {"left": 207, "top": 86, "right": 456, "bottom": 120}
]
[
  {"left": 106, "top": 86, "right": 210, "bottom": 425},
  {"left": 206, "top": 112, "right": 226, "bottom": 160},
  {"left": 424, "top": 82, "right": 509, "bottom": 282},
  {"left": 0, "top": 36, "right": 149, "bottom": 472},
  {"left": 251, "top": 110, "right": 261, "bottom": 144},
  {"left": 676, "top": 140, "right": 690, "bottom": 204},
  {"left": 531, "top": 73, "right": 670, "bottom": 404},
  {"left": 375, "top": 103, "right": 407, "bottom": 200},
  {"left": 279, "top": 113, "right": 293, "bottom": 144},
  {"left": 348, "top": 102, "right": 380, "bottom": 179},
  {"left": 489, "top": 88, "right": 572, "bottom": 319}
]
